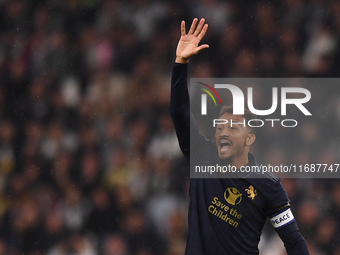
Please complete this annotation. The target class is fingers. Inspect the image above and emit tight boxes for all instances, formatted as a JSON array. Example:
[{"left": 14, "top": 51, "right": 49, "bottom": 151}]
[
  {"left": 192, "top": 44, "right": 209, "bottom": 56},
  {"left": 198, "top": 24, "right": 208, "bottom": 41},
  {"left": 188, "top": 18, "right": 198, "bottom": 35},
  {"left": 181, "top": 20, "right": 186, "bottom": 36},
  {"left": 194, "top": 18, "right": 206, "bottom": 37},
  {"left": 196, "top": 44, "right": 210, "bottom": 53}
]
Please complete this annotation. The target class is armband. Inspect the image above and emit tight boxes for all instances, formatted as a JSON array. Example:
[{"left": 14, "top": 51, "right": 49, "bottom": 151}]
[{"left": 270, "top": 208, "right": 295, "bottom": 229}]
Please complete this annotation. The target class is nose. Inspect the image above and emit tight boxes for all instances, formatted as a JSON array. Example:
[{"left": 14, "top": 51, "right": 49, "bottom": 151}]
[{"left": 219, "top": 126, "right": 230, "bottom": 137}]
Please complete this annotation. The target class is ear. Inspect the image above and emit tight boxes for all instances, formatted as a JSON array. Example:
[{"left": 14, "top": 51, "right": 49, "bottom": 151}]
[{"left": 246, "top": 134, "right": 256, "bottom": 146}]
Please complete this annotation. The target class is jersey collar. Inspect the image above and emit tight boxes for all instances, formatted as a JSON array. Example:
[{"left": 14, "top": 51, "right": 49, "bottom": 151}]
[{"left": 234, "top": 153, "right": 257, "bottom": 179}]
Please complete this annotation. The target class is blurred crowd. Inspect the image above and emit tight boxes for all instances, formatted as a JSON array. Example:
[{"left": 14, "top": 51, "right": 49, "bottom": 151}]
[{"left": 0, "top": 0, "right": 339, "bottom": 254}]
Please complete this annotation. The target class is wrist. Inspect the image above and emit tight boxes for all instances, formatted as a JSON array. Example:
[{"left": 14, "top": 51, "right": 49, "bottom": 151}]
[{"left": 175, "top": 56, "right": 189, "bottom": 64}]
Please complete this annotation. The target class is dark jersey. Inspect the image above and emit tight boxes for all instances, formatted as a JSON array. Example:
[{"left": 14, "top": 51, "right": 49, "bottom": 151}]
[
  {"left": 170, "top": 62, "right": 309, "bottom": 255},
  {"left": 187, "top": 141, "right": 290, "bottom": 254}
]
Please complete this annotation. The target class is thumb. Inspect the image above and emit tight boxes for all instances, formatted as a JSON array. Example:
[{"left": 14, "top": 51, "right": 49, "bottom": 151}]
[{"left": 196, "top": 44, "right": 209, "bottom": 53}]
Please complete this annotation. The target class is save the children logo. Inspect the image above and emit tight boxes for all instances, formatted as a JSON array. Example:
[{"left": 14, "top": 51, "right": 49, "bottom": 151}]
[
  {"left": 196, "top": 82, "right": 312, "bottom": 128},
  {"left": 224, "top": 187, "right": 242, "bottom": 205}
]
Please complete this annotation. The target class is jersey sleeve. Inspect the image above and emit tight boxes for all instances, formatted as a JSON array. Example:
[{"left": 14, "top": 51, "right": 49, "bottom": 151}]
[
  {"left": 170, "top": 62, "right": 206, "bottom": 163},
  {"left": 264, "top": 179, "right": 310, "bottom": 254},
  {"left": 264, "top": 179, "right": 294, "bottom": 228},
  {"left": 276, "top": 221, "right": 310, "bottom": 255}
]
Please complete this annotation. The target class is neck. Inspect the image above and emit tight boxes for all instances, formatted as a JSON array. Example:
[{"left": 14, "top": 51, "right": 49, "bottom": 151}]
[{"left": 223, "top": 152, "right": 249, "bottom": 169}]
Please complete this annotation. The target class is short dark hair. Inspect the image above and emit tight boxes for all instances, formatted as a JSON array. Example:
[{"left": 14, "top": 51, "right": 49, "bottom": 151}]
[{"left": 219, "top": 105, "right": 259, "bottom": 134}]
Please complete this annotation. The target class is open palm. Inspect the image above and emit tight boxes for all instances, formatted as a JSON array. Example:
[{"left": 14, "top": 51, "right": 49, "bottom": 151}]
[{"left": 176, "top": 18, "right": 209, "bottom": 63}]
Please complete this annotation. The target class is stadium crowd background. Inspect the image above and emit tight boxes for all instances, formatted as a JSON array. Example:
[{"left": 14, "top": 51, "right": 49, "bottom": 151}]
[{"left": 0, "top": 0, "right": 340, "bottom": 254}]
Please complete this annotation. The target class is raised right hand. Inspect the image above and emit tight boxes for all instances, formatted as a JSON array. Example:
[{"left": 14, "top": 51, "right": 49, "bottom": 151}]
[{"left": 175, "top": 18, "right": 209, "bottom": 64}]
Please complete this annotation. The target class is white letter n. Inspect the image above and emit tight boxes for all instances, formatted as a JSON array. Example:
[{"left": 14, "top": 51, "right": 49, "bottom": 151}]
[{"left": 214, "top": 84, "right": 244, "bottom": 114}]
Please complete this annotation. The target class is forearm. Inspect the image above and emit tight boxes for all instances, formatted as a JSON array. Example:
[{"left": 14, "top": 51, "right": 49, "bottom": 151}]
[
  {"left": 170, "top": 62, "right": 190, "bottom": 153},
  {"left": 171, "top": 18, "right": 209, "bottom": 158},
  {"left": 276, "top": 221, "right": 310, "bottom": 255}
]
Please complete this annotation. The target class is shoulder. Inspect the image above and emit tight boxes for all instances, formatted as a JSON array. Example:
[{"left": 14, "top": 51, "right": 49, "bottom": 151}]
[
  {"left": 249, "top": 176, "right": 290, "bottom": 218},
  {"left": 246, "top": 174, "right": 284, "bottom": 198},
  {"left": 243, "top": 154, "right": 282, "bottom": 191},
  {"left": 246, "top": 171, "right": 280, "bottom": 183}
]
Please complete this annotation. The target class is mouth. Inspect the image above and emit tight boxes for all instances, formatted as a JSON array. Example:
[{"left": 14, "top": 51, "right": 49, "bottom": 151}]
[{"left": 219, "top": 140, "right": 231, "bottom": 152}]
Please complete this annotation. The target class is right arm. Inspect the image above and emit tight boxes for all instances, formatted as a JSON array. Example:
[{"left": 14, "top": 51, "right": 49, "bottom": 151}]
[
  {"left": 170, "top": 62, "right": 190, "bottom": 158},
  {"left": 170, "top": 18, "right": 209, "bottom": 161}
]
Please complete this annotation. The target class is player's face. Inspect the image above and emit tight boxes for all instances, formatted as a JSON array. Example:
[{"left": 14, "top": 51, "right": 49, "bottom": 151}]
[{"left": 215, "top": 112, "right": 252, "bottom": 164}]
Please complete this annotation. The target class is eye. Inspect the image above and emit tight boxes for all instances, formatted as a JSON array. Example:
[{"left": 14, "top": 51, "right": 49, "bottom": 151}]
[
  {"left": 217, "top": 126, "right": 222, "bottom": 130},
  {"left": 230, "top": 127, "right": 236, "bottom": 130}
]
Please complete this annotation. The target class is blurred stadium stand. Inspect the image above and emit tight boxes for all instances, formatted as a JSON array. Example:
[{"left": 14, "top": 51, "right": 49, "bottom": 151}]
[{"left": 0, "top": 0, "right": 339, "bottom": 254}]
